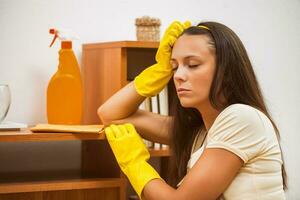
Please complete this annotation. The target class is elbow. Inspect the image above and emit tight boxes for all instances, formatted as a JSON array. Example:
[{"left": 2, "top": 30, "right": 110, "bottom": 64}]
[
  {"left": 97, "top": 105, "right": 111, "bottom": 126},
  {"left": 97, "top": 105, "right": 125, "bottom": 126}
]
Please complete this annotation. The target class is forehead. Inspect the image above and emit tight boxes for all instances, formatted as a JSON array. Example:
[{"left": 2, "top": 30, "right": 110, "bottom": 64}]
[{"left": 171, "top": 34, "right": 214, "bottom": 59}]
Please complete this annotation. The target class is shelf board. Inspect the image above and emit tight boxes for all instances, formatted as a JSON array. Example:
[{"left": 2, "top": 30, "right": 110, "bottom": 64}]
[
  {"left": 0, "top": 178, "right": 125, "bottom": 194},
  {"left": 83, "top": 40, "right": 159, "bottom": 50},
  {"left": 0, "top": 129, "right": 170, "bottom": 156},
  {"left": 0, "top": 129, "right": 105, "bottom": 142},
  {"left": 149, "top": 147, "right": 170, "bottom": 157}
]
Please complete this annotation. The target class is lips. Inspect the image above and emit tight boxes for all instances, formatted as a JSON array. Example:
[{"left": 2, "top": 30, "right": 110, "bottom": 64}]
[{"left": 177, "top": 88, "right": 191, "bottom": 92}]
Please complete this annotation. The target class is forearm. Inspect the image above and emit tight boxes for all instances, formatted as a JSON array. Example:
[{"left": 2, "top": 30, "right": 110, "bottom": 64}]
[
  {"left": 98, "top": 81, "right": 172, "bottom": 144},
  {"left": 108, "top": 110, "right": 172, "bottom": 144},
  {"left": 143, "top": 179, "right": 178, "bottom": 200},
  {"left": 97, "top": 82, "right": 145, "bottom": 125}
]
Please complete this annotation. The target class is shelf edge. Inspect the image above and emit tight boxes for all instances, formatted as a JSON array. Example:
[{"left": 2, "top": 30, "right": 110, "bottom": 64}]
[{"left": 0, "top": 178, "right": 125, "bottom": 194}]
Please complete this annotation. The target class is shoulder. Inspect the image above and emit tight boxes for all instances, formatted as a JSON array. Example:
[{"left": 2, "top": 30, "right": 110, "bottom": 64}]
[
  {"left": 213, "top": 104, "right": 266, "bottom": 130},
  {"left": 207, "top": 104, "right": 269, "bottom": 162},
  {"left": 209, "top": 104, "right": 266, "bottom": 136}
]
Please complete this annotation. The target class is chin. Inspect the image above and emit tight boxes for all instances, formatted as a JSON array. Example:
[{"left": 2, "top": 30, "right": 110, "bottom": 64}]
[
  {"left": 179, "top": 99, "right": 197, "bottom": 108},
  {"left": 178, "top": 96, "right": 206, "bottom": 109}
]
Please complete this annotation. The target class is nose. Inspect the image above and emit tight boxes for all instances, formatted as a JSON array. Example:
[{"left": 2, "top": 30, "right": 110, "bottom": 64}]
[{"left": 173, "top": 66, "right": 187, "bottom": 83}]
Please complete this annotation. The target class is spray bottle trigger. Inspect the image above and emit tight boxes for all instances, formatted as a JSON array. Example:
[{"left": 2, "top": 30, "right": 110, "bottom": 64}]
[{"left": 49, "top": 29, "right": 58, "bottom": 47}]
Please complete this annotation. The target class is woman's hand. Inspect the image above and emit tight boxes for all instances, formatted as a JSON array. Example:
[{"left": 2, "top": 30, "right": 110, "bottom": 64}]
[
  {"left": 134, "top": 20, "right": 191, "bottom": 97},
  {"left": 105, "top": 123, "right": 162, "bottom": 198},
  {"left": 156, "top": 20, "right": 191, "bottom": 67}
]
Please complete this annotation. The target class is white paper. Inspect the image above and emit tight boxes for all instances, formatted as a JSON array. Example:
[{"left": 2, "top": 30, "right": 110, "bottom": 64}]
[{"left": 0, "top": 121, "right": 28, "bottom": 130}]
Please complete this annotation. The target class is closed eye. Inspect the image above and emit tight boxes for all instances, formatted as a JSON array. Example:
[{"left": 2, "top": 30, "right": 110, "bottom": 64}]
[
  {"left": 172, "top": 67, "right": 178, "bottom": 72},
  {"left": 188, "top": 64, "right": 200, "bottom": 68},
  {"left": 170, "top": 61, "right": 178, "bottom": 72}
]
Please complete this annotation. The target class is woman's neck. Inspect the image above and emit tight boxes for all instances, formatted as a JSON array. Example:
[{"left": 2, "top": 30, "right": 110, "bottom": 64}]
[{"left": 197, "top": 102, "right": 220, "bottom": 131}]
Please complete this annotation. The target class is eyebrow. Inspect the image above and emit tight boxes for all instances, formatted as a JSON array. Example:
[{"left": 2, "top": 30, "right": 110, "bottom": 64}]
[{"left": 171, "top": 55, "right": 202, "bottom": 61}]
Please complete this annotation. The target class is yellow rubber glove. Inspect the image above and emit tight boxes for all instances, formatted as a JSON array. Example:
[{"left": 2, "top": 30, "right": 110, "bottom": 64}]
[
  {"left": 134, "top": 20, "right": 191, "bottom": 97},
  {"left": 105, "top": 123, "right": 161, "bottom": 199}
]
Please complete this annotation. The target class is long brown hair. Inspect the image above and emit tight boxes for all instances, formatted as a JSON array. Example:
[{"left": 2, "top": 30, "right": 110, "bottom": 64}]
[{"left": 168, "top": 21, "right": 287, "bottom": 190}]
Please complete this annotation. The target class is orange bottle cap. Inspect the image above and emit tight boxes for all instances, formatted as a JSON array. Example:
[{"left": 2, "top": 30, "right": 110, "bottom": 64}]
[{"left": 61, "top": 41, "right": 72, "bottom": 49}]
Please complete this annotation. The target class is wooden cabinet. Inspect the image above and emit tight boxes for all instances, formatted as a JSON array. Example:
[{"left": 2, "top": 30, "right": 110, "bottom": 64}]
[
  {"left": 0, "top": 130, "right": 170, "bottom": 199},
  {"left": 0, "top": 130, "right": 123, "bottom": 200}
]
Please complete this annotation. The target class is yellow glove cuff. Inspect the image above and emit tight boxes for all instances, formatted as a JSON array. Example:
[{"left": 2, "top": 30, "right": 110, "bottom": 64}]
[
  {"left": 134, "top": 63, "right": 172, "bottom": 97},
  {"left": 124, "top": 161, "right": 162, "bottom": 199}
]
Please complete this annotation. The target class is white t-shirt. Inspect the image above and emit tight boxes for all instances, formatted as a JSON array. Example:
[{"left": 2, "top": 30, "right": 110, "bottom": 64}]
[{"left": 178, "top": 104, "right": 285, "bottom": 200}]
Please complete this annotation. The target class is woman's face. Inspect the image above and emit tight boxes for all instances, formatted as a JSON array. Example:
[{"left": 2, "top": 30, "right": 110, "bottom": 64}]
[{"left": 171, "top": 34, "right": 216, "bottom": 109}]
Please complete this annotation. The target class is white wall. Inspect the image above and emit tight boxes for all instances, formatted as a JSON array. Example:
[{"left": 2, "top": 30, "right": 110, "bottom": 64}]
[{"left": 0, "top": 0, "right": 299, "bottom": 198}]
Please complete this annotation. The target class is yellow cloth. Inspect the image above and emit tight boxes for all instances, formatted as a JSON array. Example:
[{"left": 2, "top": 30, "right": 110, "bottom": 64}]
[
  {"left": 30, "top": 123, "right": 103, "bottom": 134},
  {"left": 179, "top": 104, "right": 285, "bottom": 200},
  {"left": 105, "top": 123, "right": 161, "bottom": 199}
]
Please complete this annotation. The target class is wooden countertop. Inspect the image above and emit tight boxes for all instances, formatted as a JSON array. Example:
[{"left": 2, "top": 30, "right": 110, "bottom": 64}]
[{"left": 0, "top": 128, "right": 105, "bottom": 142}]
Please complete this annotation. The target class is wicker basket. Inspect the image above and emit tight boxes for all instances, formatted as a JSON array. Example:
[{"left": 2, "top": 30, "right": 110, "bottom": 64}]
[{"left": 135, "top": 16, "right": 161, "bottom": 41}]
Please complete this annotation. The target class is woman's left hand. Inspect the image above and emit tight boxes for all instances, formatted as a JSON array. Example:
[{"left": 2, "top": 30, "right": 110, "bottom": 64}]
[{"left": 105, "top": 123, "right": 161, "bottom": 198}]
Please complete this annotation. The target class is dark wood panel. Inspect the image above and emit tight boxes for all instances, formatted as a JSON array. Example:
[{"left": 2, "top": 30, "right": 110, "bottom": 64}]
[
  {"left": 126, "top": 48, "right": 157, "bottom": 81},
  {"left": 0, "top": 188, "right": 119, "bottom": 200},
  {"left": 81, "top": 140, "right": 120, "bottom": 178}
]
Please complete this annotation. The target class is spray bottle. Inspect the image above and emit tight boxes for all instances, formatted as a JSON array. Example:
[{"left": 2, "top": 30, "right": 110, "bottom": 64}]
[{"left": 47, "top": 28, "right": 83, "bottom": 124}]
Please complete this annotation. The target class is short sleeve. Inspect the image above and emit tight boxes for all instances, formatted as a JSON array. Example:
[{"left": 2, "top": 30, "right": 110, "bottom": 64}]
[{"left": 206, "top": 104, "right": 267, "bottom": 163}]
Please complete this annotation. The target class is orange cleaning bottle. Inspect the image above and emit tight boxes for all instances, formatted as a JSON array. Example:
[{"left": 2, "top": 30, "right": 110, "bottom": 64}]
[{"left": 47, "top": 28, "right": 83, "bottom": 124}]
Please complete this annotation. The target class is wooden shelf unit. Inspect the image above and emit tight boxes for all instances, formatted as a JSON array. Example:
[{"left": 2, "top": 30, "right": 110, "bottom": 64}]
[{"left": 0, "top": 130, "right": 125, "bottom": 199}]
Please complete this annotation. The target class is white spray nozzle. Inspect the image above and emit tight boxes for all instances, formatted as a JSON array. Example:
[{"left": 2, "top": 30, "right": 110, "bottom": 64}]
[{"left": 49, "top": 28, "right": 79, "bottom": 47}]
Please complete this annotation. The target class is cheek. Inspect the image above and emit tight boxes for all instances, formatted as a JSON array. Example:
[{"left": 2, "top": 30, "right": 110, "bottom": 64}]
[
  {"left": 193, "top": 68, "right": 215, "bottom": 94},
  {"left": 193, "top": 70, "right": 213, "bottom": 89}
]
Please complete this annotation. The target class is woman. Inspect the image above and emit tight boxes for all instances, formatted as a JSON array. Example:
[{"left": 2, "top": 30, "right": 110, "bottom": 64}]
[{"left": 98, "top": 21, "right": 287, "bottom": 199}]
